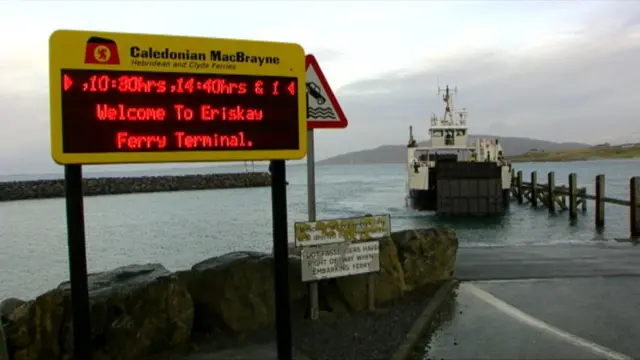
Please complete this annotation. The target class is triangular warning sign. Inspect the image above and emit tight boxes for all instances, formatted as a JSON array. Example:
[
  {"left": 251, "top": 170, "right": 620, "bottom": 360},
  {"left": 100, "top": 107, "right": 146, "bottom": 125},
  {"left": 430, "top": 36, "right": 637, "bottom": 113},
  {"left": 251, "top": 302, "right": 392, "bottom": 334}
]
[{"left": 305, "top": 54, "right": 348, "bottom": 129}]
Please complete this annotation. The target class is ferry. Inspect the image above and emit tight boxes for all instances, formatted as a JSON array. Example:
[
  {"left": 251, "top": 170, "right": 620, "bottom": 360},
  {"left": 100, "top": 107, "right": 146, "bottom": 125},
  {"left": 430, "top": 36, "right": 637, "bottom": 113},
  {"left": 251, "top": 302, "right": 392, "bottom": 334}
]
[{"left": 405, "top": 85, "right": 511, "bottom": 215}]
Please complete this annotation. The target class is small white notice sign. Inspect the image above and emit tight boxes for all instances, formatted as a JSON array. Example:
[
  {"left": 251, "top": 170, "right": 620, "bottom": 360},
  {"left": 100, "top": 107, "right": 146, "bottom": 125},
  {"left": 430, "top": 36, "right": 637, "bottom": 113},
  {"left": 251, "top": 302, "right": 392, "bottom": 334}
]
[{"left": 300, "top": 240, "right": 380, "bottom": 282}]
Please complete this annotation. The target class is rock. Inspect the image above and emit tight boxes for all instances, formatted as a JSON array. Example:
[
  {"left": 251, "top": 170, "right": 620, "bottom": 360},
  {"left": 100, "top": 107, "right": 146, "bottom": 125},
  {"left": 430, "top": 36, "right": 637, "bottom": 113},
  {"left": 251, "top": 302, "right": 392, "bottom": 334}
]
[
  {"left": 5, "top": 264, "right": 193, "bottom": 360},
  {"left": 392, "top": 228, "right": 459, "bottom": 291},
  {"left": 372, "top": 235, "right": 407, "bottom": 303},
  {"left": 0, "top": 327, "right": 7, "bottom": 360},
  {"left": 320, "top": 228, "right": 458, "bottom": 312},
  {"left": 183, "top": 252, "right": 307, "bottom": 334},
  {"left": 1, "top": 297, "right": 28, "bottom": 360},
  {"left": 0, "top": 298, "right": 26, "bottom": 324},
  {"left": 321, "top": 236, "right": 406, "bottom": 313},
  {"left": 5, "top": 289, "right": 66, "bottom": 360}
]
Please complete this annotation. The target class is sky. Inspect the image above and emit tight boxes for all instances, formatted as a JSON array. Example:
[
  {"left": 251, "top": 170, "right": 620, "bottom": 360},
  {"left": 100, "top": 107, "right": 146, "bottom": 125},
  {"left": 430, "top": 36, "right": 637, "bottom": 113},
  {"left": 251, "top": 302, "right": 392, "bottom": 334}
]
[{"left": 1, "top": 0, "right": 639, "bottom": 175}]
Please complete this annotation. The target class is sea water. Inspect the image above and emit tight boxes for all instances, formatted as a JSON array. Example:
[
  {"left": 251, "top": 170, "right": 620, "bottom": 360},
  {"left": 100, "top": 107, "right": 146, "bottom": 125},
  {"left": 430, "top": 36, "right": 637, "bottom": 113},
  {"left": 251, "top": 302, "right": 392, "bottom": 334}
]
[{"left": 0, "top": 159, "right": 638, "bottom": 300}]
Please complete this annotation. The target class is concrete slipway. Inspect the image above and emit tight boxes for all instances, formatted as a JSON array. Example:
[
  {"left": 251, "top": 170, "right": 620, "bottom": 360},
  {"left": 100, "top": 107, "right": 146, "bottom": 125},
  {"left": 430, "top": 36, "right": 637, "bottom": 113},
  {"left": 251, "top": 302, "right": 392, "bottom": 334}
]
[{"left": 423, "top": 242, "right": 640, "bottom": 360}]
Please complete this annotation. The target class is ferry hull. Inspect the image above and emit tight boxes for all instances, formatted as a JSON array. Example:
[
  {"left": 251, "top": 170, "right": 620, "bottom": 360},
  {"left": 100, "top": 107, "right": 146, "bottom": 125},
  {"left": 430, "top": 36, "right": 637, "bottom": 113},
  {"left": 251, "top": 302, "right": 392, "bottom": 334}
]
[
  {"left": 408, "top": 188, "right": 511, "bottom": 214},
  {"left": 408, "top": 189, "right": 437, "bottom": 211}
]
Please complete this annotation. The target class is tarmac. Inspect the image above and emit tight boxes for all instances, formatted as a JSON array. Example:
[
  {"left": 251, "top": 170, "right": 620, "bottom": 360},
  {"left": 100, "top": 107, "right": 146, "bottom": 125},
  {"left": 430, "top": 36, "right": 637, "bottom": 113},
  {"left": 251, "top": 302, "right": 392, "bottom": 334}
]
[
  {"left": 422, "top": 242, "right": 640, "bottom": 360},
  {"left": 173, "top": 242, "right": 640, "bottom": 360},
  {"left": 174, "top": 343, "right": 310, "bottom": 360}
]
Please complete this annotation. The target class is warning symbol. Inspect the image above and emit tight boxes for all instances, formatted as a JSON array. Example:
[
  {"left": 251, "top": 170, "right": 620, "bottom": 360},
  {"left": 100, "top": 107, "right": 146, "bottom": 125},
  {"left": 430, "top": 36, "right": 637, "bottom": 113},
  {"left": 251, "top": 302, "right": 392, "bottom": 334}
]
[
  {"left": 84, "top": 37, "right": 120, "bottom": 65},
  {"left": 305, "top": 54, "right": 348, "bottom": 129}
]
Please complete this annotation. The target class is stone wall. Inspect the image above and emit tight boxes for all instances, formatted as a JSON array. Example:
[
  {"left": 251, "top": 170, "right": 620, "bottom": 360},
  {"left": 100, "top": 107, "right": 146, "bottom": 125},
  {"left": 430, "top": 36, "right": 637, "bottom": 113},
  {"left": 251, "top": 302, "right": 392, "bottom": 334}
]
[
  {"left": 0, "top": 172, "right": 271, "bottom": 202},
  {"left": 0, "top": 228, "right": 459, "bottom": 360}
]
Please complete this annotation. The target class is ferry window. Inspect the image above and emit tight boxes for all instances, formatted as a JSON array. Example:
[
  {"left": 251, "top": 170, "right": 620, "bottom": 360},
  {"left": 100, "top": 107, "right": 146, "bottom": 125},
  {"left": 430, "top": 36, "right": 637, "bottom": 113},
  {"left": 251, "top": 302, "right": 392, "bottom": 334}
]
[
  {"left": 414, "top": 150, "right": 429, "bottom": 161},
  {"left": 445, "top": 131, "right": 454, "bottom": 145},
  {"left": 432, "top": 130, "right": 443, "bottom": 137},
  {"left": 456, "top": 130, "right": 466, "bottom": 136}
]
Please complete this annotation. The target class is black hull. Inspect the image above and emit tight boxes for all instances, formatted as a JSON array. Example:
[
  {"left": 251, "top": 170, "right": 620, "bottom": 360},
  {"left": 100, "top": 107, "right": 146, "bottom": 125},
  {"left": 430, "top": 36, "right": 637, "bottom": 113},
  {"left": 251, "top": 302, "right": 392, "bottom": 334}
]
[
  {"left": 408, "top": 189, "right": 437, "bottom": 211},
  {"left": 408, "top": 188, "right": 511, "bottom": 214}
]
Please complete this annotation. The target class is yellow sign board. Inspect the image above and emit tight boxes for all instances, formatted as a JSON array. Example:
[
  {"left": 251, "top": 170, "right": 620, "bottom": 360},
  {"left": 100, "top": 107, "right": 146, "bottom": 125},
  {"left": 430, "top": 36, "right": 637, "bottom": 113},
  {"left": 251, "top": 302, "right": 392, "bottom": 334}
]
[
  {"left": 294, "top": 214, "right": 391, "bottom": 247},
  {"left": 49, "top": 30, "right": 307, "bottom": 165}
]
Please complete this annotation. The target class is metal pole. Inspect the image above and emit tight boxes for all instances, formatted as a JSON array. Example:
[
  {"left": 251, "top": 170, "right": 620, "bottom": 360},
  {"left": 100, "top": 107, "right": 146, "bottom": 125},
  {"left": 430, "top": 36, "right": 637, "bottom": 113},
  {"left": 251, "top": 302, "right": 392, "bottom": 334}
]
[
  {"left": 307, "top": 130, "right": 317, "bottom": 221},
  {"left": 306, "top": 82, "right": 315, "bottom": 222},
  {"left": 64, "top": 164, "right": 92, "bottom": 360},
  {"left": 306, "top": 129, "right": 320, "bottom": 320},
  {"left": 305, "top": 84, "right": 321, "bottom": 320},
  {"left": 270, "top": 160, "right": 292, "bottom": 360}
]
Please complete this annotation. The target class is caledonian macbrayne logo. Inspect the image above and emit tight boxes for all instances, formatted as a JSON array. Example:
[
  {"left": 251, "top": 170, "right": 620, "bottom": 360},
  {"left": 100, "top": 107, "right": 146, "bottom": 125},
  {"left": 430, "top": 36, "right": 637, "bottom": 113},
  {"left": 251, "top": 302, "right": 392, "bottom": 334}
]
[{"left": 84, "top": 37, "right": 120, "bottom": 65}]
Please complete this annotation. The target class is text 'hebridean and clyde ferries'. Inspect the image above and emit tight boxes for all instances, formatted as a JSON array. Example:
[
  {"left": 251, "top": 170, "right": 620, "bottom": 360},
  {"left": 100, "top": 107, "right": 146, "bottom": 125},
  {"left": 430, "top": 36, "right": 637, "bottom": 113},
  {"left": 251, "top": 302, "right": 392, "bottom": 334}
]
[{"left": 49, "top": 30, "right": 307, "bottom": 164}]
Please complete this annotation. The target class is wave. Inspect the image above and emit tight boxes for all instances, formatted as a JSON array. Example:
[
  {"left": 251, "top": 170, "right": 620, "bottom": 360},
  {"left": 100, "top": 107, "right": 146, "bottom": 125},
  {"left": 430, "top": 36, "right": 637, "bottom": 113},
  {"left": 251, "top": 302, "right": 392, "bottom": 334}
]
[{"left": 308, "top": 107, "right": 337, "bottom": 119}]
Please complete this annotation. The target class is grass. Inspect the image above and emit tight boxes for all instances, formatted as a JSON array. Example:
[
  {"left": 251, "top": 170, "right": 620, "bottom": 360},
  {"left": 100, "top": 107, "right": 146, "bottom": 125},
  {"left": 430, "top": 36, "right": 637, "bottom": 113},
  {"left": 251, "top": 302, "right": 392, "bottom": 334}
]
[{"left": 506, "top": 145, "right": 640, "bottom": 163}]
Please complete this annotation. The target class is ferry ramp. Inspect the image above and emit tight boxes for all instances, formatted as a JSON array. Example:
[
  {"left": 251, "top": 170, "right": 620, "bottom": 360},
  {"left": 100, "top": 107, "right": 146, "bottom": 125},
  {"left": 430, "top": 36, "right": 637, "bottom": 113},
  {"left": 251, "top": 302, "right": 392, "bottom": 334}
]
[{"left": 422, "top": 242, "right": 640, "bottom": 360}]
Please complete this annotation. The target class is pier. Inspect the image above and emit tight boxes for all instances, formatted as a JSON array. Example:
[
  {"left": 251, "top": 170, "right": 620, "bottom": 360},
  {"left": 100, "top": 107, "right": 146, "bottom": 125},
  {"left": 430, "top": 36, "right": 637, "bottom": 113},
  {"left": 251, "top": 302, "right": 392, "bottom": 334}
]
[{"left": 510, "top": 170, "right": 640, "bottom": 238}]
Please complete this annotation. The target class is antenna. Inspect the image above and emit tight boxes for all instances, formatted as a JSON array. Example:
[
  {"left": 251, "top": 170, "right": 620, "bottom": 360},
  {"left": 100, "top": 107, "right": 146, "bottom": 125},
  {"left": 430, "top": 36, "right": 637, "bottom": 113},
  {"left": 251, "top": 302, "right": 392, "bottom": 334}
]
[{"left": 407, "top": 125, "right": 417, "bottom": 147}]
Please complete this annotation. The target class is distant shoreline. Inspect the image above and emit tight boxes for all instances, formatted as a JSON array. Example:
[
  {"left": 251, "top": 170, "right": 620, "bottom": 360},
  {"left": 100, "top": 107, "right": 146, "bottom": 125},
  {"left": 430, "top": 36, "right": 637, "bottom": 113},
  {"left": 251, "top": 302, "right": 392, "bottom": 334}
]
[
  {"left": 508, "top": 157, "right": 639, "bottom": 164},
  {"left": 319, "top": 156, "right": 640, "bottom": 166},
  {"left": 0, "top": 172, "right": 270, "bottom": 202},
  {"left": 506, "top": 146, "right": 640, "bottom": 163}
]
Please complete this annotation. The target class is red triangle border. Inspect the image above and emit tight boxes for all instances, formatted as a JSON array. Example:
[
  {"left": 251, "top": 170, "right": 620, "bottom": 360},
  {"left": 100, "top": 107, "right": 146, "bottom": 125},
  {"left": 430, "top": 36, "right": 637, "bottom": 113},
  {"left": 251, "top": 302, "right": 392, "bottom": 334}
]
[{"left": 305, "top": 54, "right": 349, "bottom": 129}]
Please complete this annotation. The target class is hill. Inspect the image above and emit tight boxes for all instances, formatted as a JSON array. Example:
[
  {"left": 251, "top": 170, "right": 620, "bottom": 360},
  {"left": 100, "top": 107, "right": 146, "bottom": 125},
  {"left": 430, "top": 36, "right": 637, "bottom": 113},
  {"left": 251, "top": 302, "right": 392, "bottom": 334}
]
[
  {"left": 318, "top": 135, "right": 589, "bottom": 165},
  {"left": 507, "top": 144, "right": 640, "bottom": 163}
]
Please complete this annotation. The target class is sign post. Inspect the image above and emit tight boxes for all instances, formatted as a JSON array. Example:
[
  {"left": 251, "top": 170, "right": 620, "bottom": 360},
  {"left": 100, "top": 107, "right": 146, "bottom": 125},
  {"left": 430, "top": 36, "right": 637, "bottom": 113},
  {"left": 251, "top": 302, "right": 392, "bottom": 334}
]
[
  {"left": 270, "top": 160, "right": 291, "bottom": 359},
  {"left": 304, "top": 54, "right": 349, "bottom": 319},
  {"left": 50, "top": 30, "right": 306, "bottom": 360},
  {"left": 64, "top": 164, "right": 91, "bottom": 359},
  {"left": 295, "top": 215, "right": 390, "bottom": 311}
]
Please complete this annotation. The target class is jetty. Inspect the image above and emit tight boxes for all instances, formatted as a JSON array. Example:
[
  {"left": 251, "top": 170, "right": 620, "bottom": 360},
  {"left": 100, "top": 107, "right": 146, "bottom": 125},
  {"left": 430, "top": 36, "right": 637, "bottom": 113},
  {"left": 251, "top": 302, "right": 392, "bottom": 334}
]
[{"left": 510, "top": 170, "right": 640, "bottom": 237}]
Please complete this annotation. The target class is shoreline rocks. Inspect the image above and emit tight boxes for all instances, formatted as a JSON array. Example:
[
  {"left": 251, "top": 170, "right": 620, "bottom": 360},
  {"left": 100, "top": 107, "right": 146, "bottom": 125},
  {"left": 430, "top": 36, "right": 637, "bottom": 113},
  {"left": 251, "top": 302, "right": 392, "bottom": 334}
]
[
  {"left": 0, "top": 228, "right": 458, "bottom": 360},
  {"left": 0, "top": 172, "right": 271, "bottom": 202}
]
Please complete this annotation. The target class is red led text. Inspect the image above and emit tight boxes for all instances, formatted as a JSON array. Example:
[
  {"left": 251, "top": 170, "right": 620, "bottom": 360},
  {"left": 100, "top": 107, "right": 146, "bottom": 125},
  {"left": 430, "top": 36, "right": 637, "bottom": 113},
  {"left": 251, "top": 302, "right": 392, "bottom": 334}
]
[
  {"left": 116, "top": 132, "right": 168, "bottom": 149},
  {"left": 175, "top": 131, "right": 253, "bottom": 149},
  {"left": 173, "top": 104, "right": 265, "bottom": 121},
  {"left": 83, "top": 75, "right": 168, "bottom": 93},
  {"left": 77, "top": 74, "right": 296, "bottom": 96},
  {"left": 61, "top": 69, "right": 300, "bottom": 154},
  {"left": 200, "top": 105, "right": 263, "bottom": 121},
  {"left": 174, "top": 104, "right": 194, "bottom": 121},
  {"left": 199, "top": 79, "right": 248, "bottom": 95},
  {"left": 96, "top": 104, "right": 167, "bottom": 121}
]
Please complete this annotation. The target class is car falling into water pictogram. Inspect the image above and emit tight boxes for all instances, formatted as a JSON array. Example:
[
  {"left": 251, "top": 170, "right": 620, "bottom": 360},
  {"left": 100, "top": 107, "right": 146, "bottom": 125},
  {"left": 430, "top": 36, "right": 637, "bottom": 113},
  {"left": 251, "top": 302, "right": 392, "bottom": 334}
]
[{"left": 306, "top": 82, "right": 326, "bottom": 105}]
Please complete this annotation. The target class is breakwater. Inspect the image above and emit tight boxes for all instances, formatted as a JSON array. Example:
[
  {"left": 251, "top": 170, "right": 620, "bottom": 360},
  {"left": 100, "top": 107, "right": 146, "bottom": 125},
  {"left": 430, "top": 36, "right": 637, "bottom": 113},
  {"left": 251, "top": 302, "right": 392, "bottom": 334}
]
[{"left": 0, "top": 172, "right": 271, "bottom": 202}]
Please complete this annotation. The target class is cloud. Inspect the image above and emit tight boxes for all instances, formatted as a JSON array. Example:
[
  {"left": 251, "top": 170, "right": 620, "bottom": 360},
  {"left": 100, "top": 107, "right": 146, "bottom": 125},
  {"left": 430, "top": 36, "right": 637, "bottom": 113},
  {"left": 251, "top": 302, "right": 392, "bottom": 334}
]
[
  {"left": 311, "top": 2, "right": 640, "bottom": 158},
  {"left": 308, "top": 49, "right": 343, "bottom": 64}
]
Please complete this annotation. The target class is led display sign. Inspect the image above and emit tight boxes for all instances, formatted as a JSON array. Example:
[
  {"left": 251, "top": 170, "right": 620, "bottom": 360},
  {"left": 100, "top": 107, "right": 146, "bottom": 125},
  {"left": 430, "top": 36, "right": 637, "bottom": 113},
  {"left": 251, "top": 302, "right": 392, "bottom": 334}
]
[{"left": 49, "top": 30, "right": 307, "bottom": 164}]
